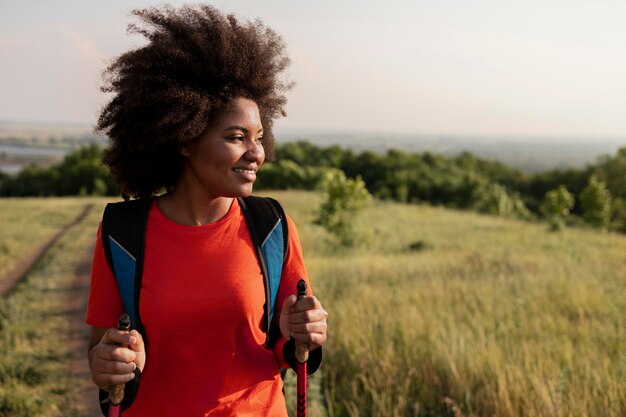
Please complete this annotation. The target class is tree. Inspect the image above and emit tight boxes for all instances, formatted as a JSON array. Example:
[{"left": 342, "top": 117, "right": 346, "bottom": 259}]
[
  {"left": 314, "top": 170, "right": 372, "bottom": 247},
  {"left": 255, "top": 161, "right": 332, "bottom": 190},
  {"left": 595, "top": 147, "right": 626, "bottom": 199},
  {"left": 0, "top": 165, "right": 59, "bottom": 196},
  {"left": 540, "top": 185, "right": 575, "bottom": 231},
  {"left": 55, "top": 143, "right": 115, "bottom": 195},
  {"left": 579, "top": 175, "right": 612, "bottom": 230},
  {"left": 610, "top": 198, "right": 626, "bottom": 233}
]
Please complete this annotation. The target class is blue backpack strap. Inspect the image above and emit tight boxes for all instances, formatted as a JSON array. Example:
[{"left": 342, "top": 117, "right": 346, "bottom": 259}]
[
  {"left": 101, "top": 198, "right": 153, "bottom": 334},
  {"left": 238, "top": 196, "right": 288, "bottom": 346}
]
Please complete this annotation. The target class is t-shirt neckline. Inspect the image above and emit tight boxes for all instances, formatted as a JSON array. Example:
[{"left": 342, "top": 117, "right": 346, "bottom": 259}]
[{"left": 151, "top": 198, "right": 240, "bottom": 233}]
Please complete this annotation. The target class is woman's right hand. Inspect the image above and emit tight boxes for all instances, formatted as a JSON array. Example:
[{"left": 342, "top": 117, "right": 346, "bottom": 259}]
[{"left": 88, "top": 327, "right": 146, "bottom": 391}]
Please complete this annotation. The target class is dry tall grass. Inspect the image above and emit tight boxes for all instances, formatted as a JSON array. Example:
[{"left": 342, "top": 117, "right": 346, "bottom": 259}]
[
  {"left": 269, "top": 191, "right": 626, "bottom": 417},
  {"left": 1, "top": 193, "right": 624, "bottom": 417}
]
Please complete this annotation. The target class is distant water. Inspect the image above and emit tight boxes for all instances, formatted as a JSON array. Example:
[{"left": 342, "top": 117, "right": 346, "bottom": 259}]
[
  {"left": 0, "top": 144, "right": 69, "bottom": 174},
  {"left": 0, "top": 144, "right": 69, "bottom": 157},
  {"left": 0, "top": 164, "right": 21, "bottom": 174}
]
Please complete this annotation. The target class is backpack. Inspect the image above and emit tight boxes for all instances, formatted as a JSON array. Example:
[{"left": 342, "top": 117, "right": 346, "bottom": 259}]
[
  {"left": 97, "top": 195, "right": 323, "bottom": 416},
  {"left": 100, "top": 195, "right": 288, "bottom": 347}
]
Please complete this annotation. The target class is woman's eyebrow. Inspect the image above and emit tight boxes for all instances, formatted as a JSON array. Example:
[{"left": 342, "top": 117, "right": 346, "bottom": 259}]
[{"left": 223, "top": 125, "right": 263, "bottom": 134}]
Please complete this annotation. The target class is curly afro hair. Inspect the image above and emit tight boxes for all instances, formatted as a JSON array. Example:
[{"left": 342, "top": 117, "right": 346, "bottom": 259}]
[{"left": 96, "top": 5, "right": 293, "bottom": 198}]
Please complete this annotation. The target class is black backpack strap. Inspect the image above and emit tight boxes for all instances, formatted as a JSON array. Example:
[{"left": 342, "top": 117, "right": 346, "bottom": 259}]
[
  {"left": 101, "top": 197, "right": 153, "bottom": 337},
  {"left": 99, "top": 198, "right": 151, "bottom": 415},
  {"left": 238, "top": 196, "right": 289, "bottom": 346}
]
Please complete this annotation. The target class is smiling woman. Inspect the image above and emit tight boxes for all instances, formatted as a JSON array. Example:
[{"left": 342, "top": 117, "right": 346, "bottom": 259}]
[
  {"left": 156, "top": 97, "right": 266, "bottom": 225},
  {"left": 95, "top": 5, "right": 292, "bottom": 200},
  {"left": 173, "top": 98, "right": 265, "bottom": 212},
  {"left": 86, "top": 5, "right": 327, "bottom": 417}
]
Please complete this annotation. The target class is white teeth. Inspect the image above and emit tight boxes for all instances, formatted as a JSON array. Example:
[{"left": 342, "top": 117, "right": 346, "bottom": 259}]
[{"left": 234, "top": 168, "right": 255, "bottom": 174}]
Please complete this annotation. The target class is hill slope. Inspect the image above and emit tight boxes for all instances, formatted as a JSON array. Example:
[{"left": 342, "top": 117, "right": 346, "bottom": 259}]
[
  {"left": 271, "top": 190, "right": 626, "bottom": 417},
  {"left": 1, "top": 193, "right": 624, "bottom": 417}
]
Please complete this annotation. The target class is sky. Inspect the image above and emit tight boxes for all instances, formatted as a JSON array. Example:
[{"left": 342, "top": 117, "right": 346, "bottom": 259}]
[{"left": 1, "top": 0, "right": 626, "bottom": 139}]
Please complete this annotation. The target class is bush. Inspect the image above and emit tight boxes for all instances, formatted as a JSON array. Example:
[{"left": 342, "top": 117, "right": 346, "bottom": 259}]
[
  {"left": 540, "top": 185, "right": 575, "bottom": 231},
  {"left": 314, "top": 170, "right": 372, "bottom": 248},
  {"left": 579, "top": 175, "right": 612, "bottom": 230},
  {"left": 610, "top": 197, "right": 626, "bottom": 233},
  {"left": 471, "top": 181, "right": 533, "bottom": 220}
]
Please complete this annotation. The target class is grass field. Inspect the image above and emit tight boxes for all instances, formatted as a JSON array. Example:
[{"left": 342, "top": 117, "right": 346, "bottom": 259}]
[
  {"left": 272, "top": 191, "right": 626, "bottom": 417},
  {"left": 0, "top": 198, "right": 92, "bottom": 280},
  {"left": 1, "top": 193, "right": 624, "bottom": 416},
  {"left": 0, "top": 197, "right": 104, "bottom": 415}
]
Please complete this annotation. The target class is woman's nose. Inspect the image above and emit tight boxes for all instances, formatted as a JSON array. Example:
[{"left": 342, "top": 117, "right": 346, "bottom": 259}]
[{"left": 244, "top": 139, "right": 265, "bottom": 163}]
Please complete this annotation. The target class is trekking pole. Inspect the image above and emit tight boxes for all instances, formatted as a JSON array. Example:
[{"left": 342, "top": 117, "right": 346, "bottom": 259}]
[
  {"left": 108, "top": 313, "right": 131, "bottom": 417},
  {"left": 295, "top": 279, "right": 308, "bottom": 417}
]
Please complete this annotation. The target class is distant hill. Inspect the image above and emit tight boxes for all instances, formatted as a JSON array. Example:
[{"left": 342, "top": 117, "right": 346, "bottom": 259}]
[{"left": 0, "top": 121, "right": 102, "bottom": 145}]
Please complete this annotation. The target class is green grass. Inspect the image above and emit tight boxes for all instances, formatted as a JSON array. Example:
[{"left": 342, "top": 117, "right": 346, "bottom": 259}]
[
  {"left": 1, "top": 193, "right": 624, "bottom": 417},
  {"left": 0, "top": 198, "right": 92, "bottom": 280},
  {"left": 0, "top": 197, "right": 105, "bottom": 416}
]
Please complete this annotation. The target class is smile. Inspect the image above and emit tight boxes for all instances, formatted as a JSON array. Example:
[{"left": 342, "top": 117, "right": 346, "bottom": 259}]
[
  {"left": 232, "top": 167, "right": 257, "bottom": 182},
  {"left": 233, "top": 168, "right": 256, "bottom": 174}
]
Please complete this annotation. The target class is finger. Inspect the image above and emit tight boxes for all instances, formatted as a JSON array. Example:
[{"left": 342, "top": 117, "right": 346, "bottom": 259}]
[
  {"left": 289, "top": 308, "right": 328, "bottom": 325},
  {"left": 290, "top": 331, "right": 327, "bottom": 347},
  {"left": 128, "top": 329, "right": 147, "bottom": 371},
  {"left": 281, "top": 294, "right": 298, "bottom": 316},
  {"left": 93, "top": 371, "right": 137, "bottom": 387},
  {"left": 289, "top": 321, "right": 327, "bottom": 335},
  {"left": 95, "top": 345, "right": 137, "bottom": 363},
  {"left": 95, "top": 359, "right": 137, "bottom": 375},
  {"left": 128, "top": 329, "right": 145, "bottom": 353},
  {"left": 100, "top": 328, "right": 134, "bottom": 346},
  {"left": 290, "top": 296, "right": 321, "bottom": 313}
]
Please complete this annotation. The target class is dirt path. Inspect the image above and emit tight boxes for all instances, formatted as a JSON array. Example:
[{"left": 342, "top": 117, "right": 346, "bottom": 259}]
[
  {"left": 66, "top": 245, "right": 102, "bottom": 417},
  {"left": 1, "top": 202, "right": 103, "bottom": 415},
  {"left": 0, "top": 203, "right": 94, "bottom": 296},
  {"left": 0, "top": 201, "right": 103, "bottom": 415}
]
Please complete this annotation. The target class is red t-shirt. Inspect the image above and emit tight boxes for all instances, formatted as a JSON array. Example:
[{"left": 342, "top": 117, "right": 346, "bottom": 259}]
[{"left": 86, "top": 199, "right": 310, "bottom": 416}]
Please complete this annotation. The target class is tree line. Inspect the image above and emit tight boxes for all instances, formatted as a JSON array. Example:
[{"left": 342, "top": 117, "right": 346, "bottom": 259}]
[
  {"left": 1, "top": 141, "right": 624, "bottom": 233},
  {"left": 0, "top": 144, "right": 120, "bottom": 197},
  {"left": 258, "top": 142, "right": 625, "bottom": 232}
]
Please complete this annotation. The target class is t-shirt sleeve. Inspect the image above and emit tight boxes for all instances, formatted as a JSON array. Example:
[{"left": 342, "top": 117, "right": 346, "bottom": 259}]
[
  {"left": 271, "top": 214, "right": 322, "bottom": 373},
  {"left": 85, "top": 223, "right": 124, "bottom": 329}
]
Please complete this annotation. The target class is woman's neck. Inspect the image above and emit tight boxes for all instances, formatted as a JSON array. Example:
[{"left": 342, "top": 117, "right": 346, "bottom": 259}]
[{"left": 156, "top": 186, "right": 233, "bottom": 226}]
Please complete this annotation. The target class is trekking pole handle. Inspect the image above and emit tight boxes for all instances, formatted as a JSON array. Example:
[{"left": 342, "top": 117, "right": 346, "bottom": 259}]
[
  {"left": 295, "top": 280, "right": 309, "bottom": 363},
  {"left": 109, "top": 313, "right": 131, "bottom": 406}
]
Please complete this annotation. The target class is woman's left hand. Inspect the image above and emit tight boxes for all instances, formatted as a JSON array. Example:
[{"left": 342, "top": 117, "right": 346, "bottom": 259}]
[{"left": 279, "top": 294, "right": 328, "bottom": 351}]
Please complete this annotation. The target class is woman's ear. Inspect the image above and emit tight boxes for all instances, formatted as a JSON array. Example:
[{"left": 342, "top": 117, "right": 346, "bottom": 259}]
[{"left": 180, "top": 143, "right": 190, "bottom": 157}]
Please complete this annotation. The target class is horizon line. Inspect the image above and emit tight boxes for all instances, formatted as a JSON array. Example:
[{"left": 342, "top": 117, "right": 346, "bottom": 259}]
[{"left": 0, "top": 119, "right": 624, "bottom": 143}]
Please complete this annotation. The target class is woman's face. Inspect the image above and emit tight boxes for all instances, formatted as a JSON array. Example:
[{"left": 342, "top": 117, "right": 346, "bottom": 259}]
[{"left": 180, "top": 97, "right": 265, "bottom": 198}]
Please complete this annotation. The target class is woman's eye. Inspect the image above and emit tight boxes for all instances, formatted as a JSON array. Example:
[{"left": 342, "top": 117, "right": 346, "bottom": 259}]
[{"left": 227, "top": 136, "right": 244, "bottom": 142}]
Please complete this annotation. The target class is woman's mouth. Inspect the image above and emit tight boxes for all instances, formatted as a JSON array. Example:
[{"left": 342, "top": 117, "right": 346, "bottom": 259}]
[{"left": 232, "top": 167, "right": 257, "bottom": 181}]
